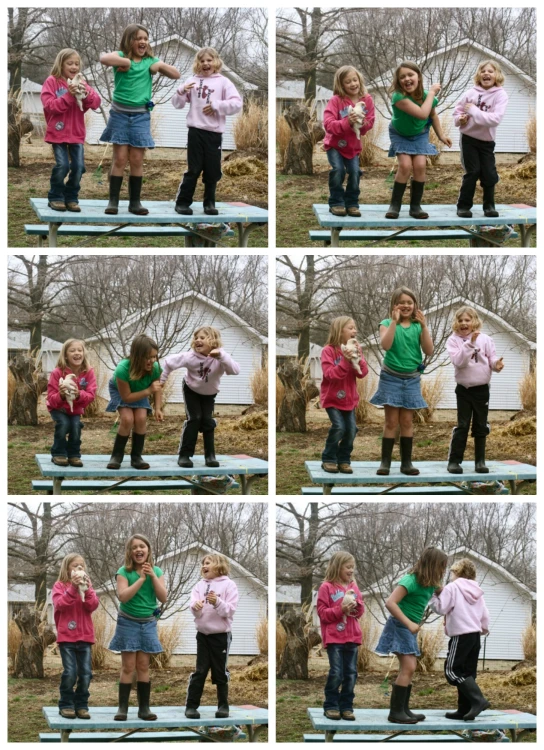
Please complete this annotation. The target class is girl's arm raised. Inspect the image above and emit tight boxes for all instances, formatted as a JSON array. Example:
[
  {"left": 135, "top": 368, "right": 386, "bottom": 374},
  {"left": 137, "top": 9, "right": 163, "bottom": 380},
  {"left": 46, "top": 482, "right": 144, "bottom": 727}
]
[
  {"left": 465, "top": 89, "right": 508, "bottom": 128},
  {"left": 216, "top": 350, "right": 240, "bottom": 376},
  {"left": 100, "top": 53, "right": 131, "bottom": 70},
  {"left": 394, "top": 83, "right": 441, "bottom": 121},
  {"left": 150, "top": 61, "right": 181, "bottom": 79},
  {"left": 379, "top": 321, "right": 397, "bottom": 351},
  {"left": 385, "top": 586, "right": 420, "bottom": 633},
  {"left": 159, "top": 352, "right": 190, "bottom": 383},
  {"left": 428, "top": 583, "right": 455, "bottom": 615},
  {"left": 446, "top": 335, "right": 473, "bottom": 368},
  {"left": 117, "top": 573, "right": 146, "bottom": 603},
  {"left": 117, "top": 378, "right": 161, "bottom": 403},
  {"left": 416, "top": 310, "right": 434, "bottom": 356},
  {"left": 144, "top": 565, "right": 167, "bottom": 604}
]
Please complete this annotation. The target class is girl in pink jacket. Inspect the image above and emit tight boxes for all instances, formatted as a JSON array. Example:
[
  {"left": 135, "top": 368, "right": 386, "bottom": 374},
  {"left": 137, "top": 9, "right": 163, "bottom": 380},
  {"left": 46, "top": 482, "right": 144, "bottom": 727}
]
[
  {"left": 323, "top": 66, "right": 375, "bottom": 217},
  {"left": 446, "top": 306, "right": 504, "bottom": 475},
  {"left": 186, "top": 553, "right": 239, "bottom": 720},
  {"left": 429, "top": 557, "right": 490, "bottom": 721},
  {"left": 46, "top": 339, "right": 97, "bottom": 467},
  {"left": 172, "top": 47, "right": 242, "bottom": 215},
  {"left": 41, "top": 49, "right": 101, "bottom": 212},
  {"left": 52, "top": 553, "right": 99, "bottom": 718},
  {"left": 317, "top": 551, "right": 364, "bottom": 721}
]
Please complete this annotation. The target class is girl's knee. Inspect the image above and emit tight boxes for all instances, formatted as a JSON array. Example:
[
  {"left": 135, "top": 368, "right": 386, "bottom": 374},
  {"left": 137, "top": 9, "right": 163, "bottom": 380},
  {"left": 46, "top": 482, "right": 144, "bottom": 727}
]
[
  {"left": 134, "top": 413, "right": 147, "bottom": 432},
  {"left": 120, "top": 413, "right": 135, "bottom": 431}
]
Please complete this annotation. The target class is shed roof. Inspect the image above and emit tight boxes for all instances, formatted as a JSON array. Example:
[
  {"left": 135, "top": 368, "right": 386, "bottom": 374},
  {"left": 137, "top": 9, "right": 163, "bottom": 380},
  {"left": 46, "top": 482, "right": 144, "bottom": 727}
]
[
  {"left": 276, "top": 338, "right": 323, "bottom": 358},
  {"left": 7, "top": 331, "right": 63, "bottom": 351},
  {"left": 276, "top": 80, "right": 333, "bottom": 100}
]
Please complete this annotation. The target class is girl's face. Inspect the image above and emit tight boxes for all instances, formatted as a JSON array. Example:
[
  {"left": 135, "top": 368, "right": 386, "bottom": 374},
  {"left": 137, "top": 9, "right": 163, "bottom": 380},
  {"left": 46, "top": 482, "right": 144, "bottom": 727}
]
[
  {"left": 131, "top": 539, "right": 149, "bottom": 566},
  {"left": 341, "top": 320, "right": 357, "bottom": 344},
  {"left": 339, "top": 561, "right": 355, "bottom": 584},
  {"left": 342, "top": 71, "right": 360, "bottom": 98},
  {"left": 132, "top": 30, "right": 149, "bottom": 59},
  {"left": 457, "top": 313, "right": 474, "bottom": 336},
  {"left": 68, "top": 557, "right": 85, "bottom": 576},
  {"left": 62, "top": 55, "right": 80, "bottom": 80},
  {"left": 479, "top": 64, "right": 497, "bottom": 89},
  {"left": 201, "top": 557, "right": 217, "bottom": 580},
  {"left": 194, "top": 332, "right": 213, "bottom": 356},
  {"left": 66, "top": 342, "right": 85, "bottom": 371},
  {"left": 395, "top": 294, "right": 415, "bottom": 320},
  {"left": 398, "top": 67, "right": 419, "bottom": 95},
  {"left": 198, "top": 53, "right": 215, "bottom": 77},
  {"left": 144, "top": 349, "right": 158, "bottom": 372}
]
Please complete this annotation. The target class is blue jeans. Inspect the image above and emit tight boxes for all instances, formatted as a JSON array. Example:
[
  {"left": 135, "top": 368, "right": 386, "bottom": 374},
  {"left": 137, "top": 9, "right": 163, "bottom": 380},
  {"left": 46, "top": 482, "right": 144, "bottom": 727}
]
[
  {"left": 48, "top": 143, "right": 86, "bottom": 203},
  {"left": 322, "top": 408, "right": 357, "bottom": 464},
  {"left": 324, "top": 643, "right": 358, "bottom": 711},
  {"left": 58, "top": 642, "right": 93, "bottom": 710},
  {"left": 50, "top": 410, "right": 82, "bottom": 458},
  {"left": 327, "top": 148, "right": 361, "bottom": 208}
]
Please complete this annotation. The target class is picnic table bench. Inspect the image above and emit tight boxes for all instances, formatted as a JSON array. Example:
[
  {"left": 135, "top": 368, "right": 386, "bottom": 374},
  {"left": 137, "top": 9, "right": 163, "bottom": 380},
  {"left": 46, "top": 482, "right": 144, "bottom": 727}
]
[
  {"left": 311, "top": 203, "right": 536, "bottom": 247},
  {"left": 25, "top": 224, "right": 234, "bottom": 247},
  {"left": 306, "top": 707, "right": 536, "bottom": 743},
  {"left": 42, "top": 705, "right": 268, "bottom": 743},
  {"left": 304, "top": 460, "right": 535, "bottom": 496},
  {"left": 28, "top": 199, "right": 268, "bottom": 248},
  {"left": 34, "top": 454, "right": 268, "bottom": 495}
]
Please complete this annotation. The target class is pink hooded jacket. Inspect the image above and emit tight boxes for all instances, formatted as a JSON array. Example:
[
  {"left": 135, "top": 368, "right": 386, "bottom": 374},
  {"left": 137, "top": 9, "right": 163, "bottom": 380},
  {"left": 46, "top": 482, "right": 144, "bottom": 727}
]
[
  {"left": 46, "top": 367, "right": 97, "bottom": 416},
  {"left": 41, "top": 75, "right": 101, "bottom": 144},
  {"left": 160, "top": 349, "right": 239, "bottom": 396},
  {"left": 52, "top": 580, "right": 99, "bottom": 643},
  {"left": 190, "top": 576, "right": 239, "bottom": 635},
  {"left": 323, "top": 94, "right": 375, "bottom": 159},
  {"left": 446, "top": 332, "right": 501, "bottom": 388},
  {"left": 429, "top": 578, "right": 490, "bottom": 637},
  {"left": 316, "top": 581, "right": 365, "bottom": 647},
  {"left": 320, "top": 345, "right": 368, "bottom": 411},
  {"left": 453, "top": 85, "right": 508, "bottom": 142},
  {"left": 171, "top": 73, "right": 242, "bottom": 134}
]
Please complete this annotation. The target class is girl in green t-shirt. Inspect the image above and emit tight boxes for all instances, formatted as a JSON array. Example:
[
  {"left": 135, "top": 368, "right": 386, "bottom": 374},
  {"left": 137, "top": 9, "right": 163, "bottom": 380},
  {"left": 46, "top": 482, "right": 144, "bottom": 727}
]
[
  {"left": 370, "top": 287, "right": 434, "bottom": 476},
  {"left": 375, "top": 547, "right": 448, "bottom": 724},
  {"left": 386, "top": 61, "right": 452, "bottom": 220},
  {"left": 106, "top": 334, "right": 163, "bottom": 470}
]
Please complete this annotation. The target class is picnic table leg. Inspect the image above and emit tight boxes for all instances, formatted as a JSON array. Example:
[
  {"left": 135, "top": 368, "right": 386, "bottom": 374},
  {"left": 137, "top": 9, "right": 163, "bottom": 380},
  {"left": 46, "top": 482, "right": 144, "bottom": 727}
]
[
  {"left": 246, "top": 724, "right": 265, "bottom": 742},
  {"left": 53, "top": 477, "right": 63, "bottom": 494},
  {"left": 236, "top": 223, "right": 250, "bottom": 247},
  {"left": 325, "top": 729, "right": 335, "bottom": 742},
  {"left": 240, "top": 475, "right": 259, "bottom": 494},
  {"left": 48, "top": 222, "right": 61, "bottom": 248},
  {"left": 330, "top": 228, "right": 340, "bottom": 247},
  {"left": 60, "top": 729, "right": 71, "bottom": 742},
  {"left": 323, "top": 484, "right": 332, "bottom": 495},
  {"left": 508, "top": 479, "right": 517, "bottom": 495},
  {"left": 518, "top": 224, "right": 535, "bottom": 248}
]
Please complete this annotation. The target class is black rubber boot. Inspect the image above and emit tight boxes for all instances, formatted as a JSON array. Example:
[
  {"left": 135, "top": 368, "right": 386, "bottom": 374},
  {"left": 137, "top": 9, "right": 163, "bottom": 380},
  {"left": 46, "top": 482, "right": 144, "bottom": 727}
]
[
  {"left": 377, "top": 437, "right": 395, "bottom": 475},
  {"left": 128, "top": 176, "right": 149, "bottom": 215},
  {"left": 204, "top": 431, "right": 220, "bottom": 467},
  {"left": 131, "top": 432, "right": 150, "bottom": 470},
  {"left": 445, "top": 687, "right": 471, "bottom": 720},
  {"left": 399, "top": 436, "right": 420, "bottom": 476},
  {"left": 404, "top": 684, "right": 425, "bottom": 722},
  {"left": 388, "top": 684, "right": 418, "bottom": 724},
  {"left": 185, "top": 707, "right": 200, "bottom": 719},
  {"left": 385, "top": 181, "right": 407, "bottom": 219},
  {"left": 483, "top": 185, "right": 499, "bottom": 217},
  {"left": 458, "top": 677, "right": 490, "bottom": 721},
  {"left": 107, "top": 433, "right": 129, "bottom": 470},
  {"left": 215, "top": 684, "right": 229, "bottom": 718},
  {"left": 136, "top": 681, "right": 157, "bottom": 721},
  {"left": 474, "top": 437, "right": 489, "bottom": 473},
  {"left": 457, "top": 208, "right": 473, "bottom": 218},
  {"left": 105, "top": 175, "right": 123, "bottom": 215},
  {"left": 203, "top": 182, "right": 219, "bottom": 215},
  {"left": 114, "top": 682, "right": 132, "bottom": 721},
  {"left": 409, "top": 180, "right": 429, "bottom": 219},
  {"left": 178, "top": 454, "right": 194, "bottom": 468},
  {"left": 447, "top": 460, "right": 463, "bottom": 474},
  {"left": 175, "top": 203, "right": 193, "bottom": 215}
]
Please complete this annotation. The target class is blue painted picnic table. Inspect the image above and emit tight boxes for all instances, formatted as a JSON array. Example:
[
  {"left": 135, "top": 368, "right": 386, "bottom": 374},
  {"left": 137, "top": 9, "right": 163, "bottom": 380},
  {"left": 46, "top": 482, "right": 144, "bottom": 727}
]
[
  {"left": 305, "top": 460, "right": 535, "bottom": 496},
  {"left": 312, "top": 203, "right": 536, "bottom": 247},
  {"left": 29, "top": 198, "right": 268, "bottom": 248},
  {"left": 35, "top": 453, "right": 268, "bottom": 495},
  {"left": 42, "top": 705, "right": 268, "bottom": 743},
  {"left": 307, "top": 707, "right": 536, "bottom": 742}
]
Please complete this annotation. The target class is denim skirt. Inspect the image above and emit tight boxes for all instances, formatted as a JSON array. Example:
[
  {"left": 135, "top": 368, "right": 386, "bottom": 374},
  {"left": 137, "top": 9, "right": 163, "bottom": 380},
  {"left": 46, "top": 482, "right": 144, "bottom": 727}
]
[
  {"left": 100, "top": 109, "right": 155, "bottom": 149},
  {"left": 109, "top": 614, "right": 163, "bottom": 653},
  {"left": 105, "top": 378, "right": 152, "bottom": 413},
  {"left": 388, "top": 123, "right": 438, "bottom": 158},
  {"left": 375, "top": 615, "right": 420, "bottom": 656},
  {"left": 370, "top": 370, "right": 427, "bottom": 410}
]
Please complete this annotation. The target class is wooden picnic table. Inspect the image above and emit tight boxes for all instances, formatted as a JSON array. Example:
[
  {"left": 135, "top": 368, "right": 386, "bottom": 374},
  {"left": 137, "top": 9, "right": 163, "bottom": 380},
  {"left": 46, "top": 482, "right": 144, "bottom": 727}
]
[
  {"left": 34, "top": 454, "right": 268, "bottom": 495},
  {"left": 305, "top": 460, "right": 535, "bottom": 496},
  {"left": 42, "top": 705, "right": 268, "bottom": 743},
  {"left": 306, "top": 707, "right": 536, "bottom": 743},
  {"left": 29, "top": 199, "right": 268, "bottom": 248},
  {"left": 312, "top": 203, "right": 536, "bottom": 247}
]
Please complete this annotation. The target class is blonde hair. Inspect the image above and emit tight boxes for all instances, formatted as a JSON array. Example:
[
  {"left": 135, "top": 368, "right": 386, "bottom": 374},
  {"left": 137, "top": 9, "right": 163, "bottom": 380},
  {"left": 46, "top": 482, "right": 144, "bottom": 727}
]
[
  {"left": 123, "top": 534, "right": 154, "bottom": 572},
  {"left": 57, "top": 553, "right": 86, "bottom": 583},
  {"left": 452, "top": 306, "right": 482, "bottom": 334},
  {"left": 50, "top": 49, "right": 81, "bottom": 79},
  {"left": 451, "top": 558, "right": 477, "bottom": 580},
  {"left": 56, "top": 339, "right": 91, "bottom": 373},
  {"left": 474, "top": 60, "right": 504, "bottom": 87},
  {"left": 191, "top": 326, "right": 222, "bottom": 351},
  {"left": 410, "top": 547, "right": 448, "bottom": 588},
  {"left": 389, "top": 61, "right": 424, "bottom": 101},
  {"left": 389, "top": 286, "right": 419, "bottom": 319},
  {"left": 325, "top": 316, "right": 355, "bottom": 347},
  {"left": 324, "top": 551, "right": 355, "bottom": 584},
  {"left": 201, "top": 553, "right": 230, "bottom": 577},
  {"left": 119, "top": 24, "right": 153, "bottom": 60},
  {"left": 193, "top": 47, "right": 223, "bottom": 74},
  {"left": 128, "top": 334, "right": 158, "bottom": 381},
  {"left": 333, "top": 66, "right": 367, "bottom": 97}
]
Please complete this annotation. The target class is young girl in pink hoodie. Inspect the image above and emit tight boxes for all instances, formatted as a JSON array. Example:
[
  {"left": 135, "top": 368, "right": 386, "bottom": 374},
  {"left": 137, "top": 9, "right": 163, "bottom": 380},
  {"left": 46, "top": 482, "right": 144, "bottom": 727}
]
[
  {"left": 454, "top": 60, "right": 509, "bottom": 218},
  {"left": 52, "top": 554, "right": 99, "bottom": 718},
  {"left": 429, "top": 557, "right": 490, "bottom": 721},
  {"left": 160, "top": 326, "right": 240, "bottom": 468},
  {"left": 172, "top": 47, "right": 242, "bottom": 215},
  {"left": 446, "top": 306, "right": 504, "bottom": 475},
  {"left": 186, "top": 553, "right": 239, "bottom": 719},
  {"left": 316, "top": 551, "right": 364, "bottom": 721}
]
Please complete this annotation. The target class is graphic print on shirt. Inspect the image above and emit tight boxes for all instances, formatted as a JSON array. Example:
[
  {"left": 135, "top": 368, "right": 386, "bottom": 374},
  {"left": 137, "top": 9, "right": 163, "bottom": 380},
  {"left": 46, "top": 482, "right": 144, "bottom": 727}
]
[
  {"left": 197, "top": 79, "right": 215, "bottom": 104},
  {"left": 476, "top": 94, "right": 490, "bottom": 112},
  {"left": 198, "top": 361, "right": 211, "bottom": 382},
  {"left": 331, "top": 589, "right": 345, "bottom": 602}
]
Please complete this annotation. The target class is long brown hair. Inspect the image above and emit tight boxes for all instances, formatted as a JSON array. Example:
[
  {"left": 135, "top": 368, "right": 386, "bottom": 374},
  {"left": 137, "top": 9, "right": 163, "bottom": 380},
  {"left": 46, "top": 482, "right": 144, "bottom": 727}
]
[
  {"left": 57, "top": 553, "right": 86, "bottom": 583},
  {"left": 325, "top": 316, "right": 355, "bottom": 347},
  {"left": 128, "top": 334, "right": 158, "bottom": 381},
  {"left": 389, "top": 286, "right": 419, "bottom": 319},
  {"left": 124, "top": 534, "right": 154, "bottom": 572},
  {"left": 324, "top": 551, "right": 355, "bottom": 584},
  {"left": 389, "top": 61, "right": 424, "bottom": 101},
  {"left": 119, "top": 24, "right": 153, "bottom": 60},
  {"left": 50, "top": 49, "right": 81, "bottom": 79},
  {"left": 410, "top": 547, "right": 448, "bottom": 588}
]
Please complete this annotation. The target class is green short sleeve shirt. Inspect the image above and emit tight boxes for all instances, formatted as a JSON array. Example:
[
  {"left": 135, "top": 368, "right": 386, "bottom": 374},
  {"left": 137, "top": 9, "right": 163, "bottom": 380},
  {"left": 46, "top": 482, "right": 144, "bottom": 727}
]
[
  {"left": 113, "top": 359, "right": 162, "bottom": 392},
  {"left": 113, "top": 52, "right": 159, "bottom": 107},
  {"left": 396, "top": 573, "right": 435, "bottom": 624},
  {"left": 391, "top": 90, "right": 439, "bottom": 136},
  {"left": 117, "top": 565, "right": 163, "bottom": 618},
  {"left": 381, "top": 318, "right": 423, "bottom": 373}
]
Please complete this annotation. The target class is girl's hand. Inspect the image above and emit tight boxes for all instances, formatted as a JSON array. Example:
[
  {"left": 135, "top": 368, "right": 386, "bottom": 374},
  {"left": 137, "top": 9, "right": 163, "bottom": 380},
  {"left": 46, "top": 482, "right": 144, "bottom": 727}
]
[
  {"left": 202, "top": 104, "right": 215, "bottom": 116},
  {"left": 391, "top": 306, "right": 401, "bottom": 323},
  {"left": 459, "top": 114, "right": 469, "bottom": 125},
  {"left": 68, "top": 81, "right": 80, "bottom": 96},
  {"left": 142, "top": 562, "right": 156, "bottom": 579},
  {"left": 206, "top": 591, "right": 218, "bottom": 605},
  {"left": 348, "top": 110, "right": 359, "bottom": 124},
  {"left": 429, "top": 83, "right": 441, "bottom": 96},
  {"left": 184, "top": 82, "right": 196, "bottom": 93},
  {"left": 341, "top": 599, "right": 356, "bottom": 614},
  {"left": 154, "top": 408, "right": 164, "bottom": 422},
  {"left": 415, "top": 309, "right": 426, "bottom": 327},
  {"left": 495, "top": 357, "right": 504, "bottom": 372},
  {"left": 208, "top": 349, "right": 221, "bottom": 359},
  {"left": 470, "top": 331, "right": 480, "bottom": 344},
  {"left": 464, "top": 102, "right": 474, "bottom": 112},
  {"left": 441, "top": 136, "right": 453, "bottom": 148},
  {"left": 434, "top": 586, "right": 443, "bottom": 596},
  {"left": 193, "top": 599, "right": 205, "bottom": 611},
  {"left": 148, "top": 381, "right": 162, "bottom": 395},
  {"left": 407, "top": 622, "right": 420, "bottom": 635}
]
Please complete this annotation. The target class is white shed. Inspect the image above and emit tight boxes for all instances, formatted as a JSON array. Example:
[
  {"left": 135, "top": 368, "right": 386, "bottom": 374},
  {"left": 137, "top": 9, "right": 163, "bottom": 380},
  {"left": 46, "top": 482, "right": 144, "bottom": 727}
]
[
  {"left": 276, "top": 338, "right": 323, "bottom": 386},
  {"left": 8, "top": 331, "right": 63, "bottom": 376},
  {"left": 100, "top": 543, "right": 267, "bottom": 656},
  {"left": 363, "top": 547, "right": 535, "bottom": 662},
  {"left": 364, "top": 298, "right": 535, "bottom": 411},
  {"left": 8, "top": 584, "right": 54, "bottom": 624},
  {"left": 368, "top": 40, "right": 536, "bottom": 153},
  {"left": 87, "top": 292, "right": 267, "bottom": 406},
  {"left": 276, "top": 80, "right": 333, "bottom": 123}
]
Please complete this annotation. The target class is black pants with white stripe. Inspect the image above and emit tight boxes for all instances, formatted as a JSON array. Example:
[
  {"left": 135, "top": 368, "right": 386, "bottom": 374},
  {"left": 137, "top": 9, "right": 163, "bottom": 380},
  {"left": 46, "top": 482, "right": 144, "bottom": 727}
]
[
  {"left": 175, "top": 127, "right": 223, "bottom": 206},
  {"left": 457, "top": 134, "right": 498, "bottom": 210},
  {"left": 449, "top": 383, "right": 490, "bottom": 463},
  {"left": 186, "top": 632, "right": 231, "bottom": 708},
  {"left": 444, "top": 632, "right": 481, "bottom": 685},
  {"left": 179, "top": 381, "right": 217, "bottom": 457}
]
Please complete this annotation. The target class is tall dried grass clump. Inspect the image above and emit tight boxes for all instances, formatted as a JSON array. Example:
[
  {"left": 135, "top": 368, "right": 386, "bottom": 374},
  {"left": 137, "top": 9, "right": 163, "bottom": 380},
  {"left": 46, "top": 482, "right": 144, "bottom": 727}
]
[
  {"left": 522, "top": 620, "right": 536, "bottom": 663},
  {"left": 414, "top": 374, "right": 445, "bottom": 424},
  {"left": 526, "top": 115, "right": 536, "bottom": 154},
  {"left": 234, "top": 99, "right": 268, "bottom": 152},
  {"left": 357, "top": 611, "right": 379, "bottom": 672},
  {"left": 91, "top": 606, "right": 114, "bottom": 670},
  {"left": 84, "top": 366, "right": 109, "bottom": 418},
  {"left": 8, "top": 619, "right": 22, "bottom": 673},
  {"left": 355, "top": 372, "right": 376, "bottom": 425},
  {"left": 519, "top": 367, "right": 536, "bottom": 411},
  {"left": 276, "top": 619, "right": 287, "bottom": 669},
  {"left": 416, "top": 624, "right": 445, "bottom": 672},
  {"left": 256, "top": 618, "right": 268, "bottom": 656},
  {"left": 8, "top": 369, "right": 16, "bottom": 409},
  {"left": 427, "top": 117, "right": 452, "bottom": 165},
  {"left": 251, "top": 363, "right": 268, "bottom": 407},
  {"left": 276, "top": 374, "right": 285, "bottom": 418},
  {"left": 276, "top": 115, "right": 291, "bottom": 163},
  {"left": 359, "top": 117, "right": 385, "bottom": 167},
  {"left": 150, "top": 620, "right": 182, "bottom": 669}
]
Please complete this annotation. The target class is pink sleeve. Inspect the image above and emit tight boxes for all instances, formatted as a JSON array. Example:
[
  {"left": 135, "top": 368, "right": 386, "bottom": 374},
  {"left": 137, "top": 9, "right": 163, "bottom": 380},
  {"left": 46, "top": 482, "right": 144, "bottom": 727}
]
[
  {"left": 429, "top": 584, "right": 455, "bottom": 615},
  {"left": 321, "top": 346, "right": 352, "bottom": 383},
  {"left": 481, "top": 601, "right": 490, "bottom": 632},
  {"left": 316, "top": 583, "right": 344, "bottom": 624},
  {"left": 218, "top": 350, "right": 240, "bottom": 376},
  {"left": 47, "top": 368, "right": 69, "bottom": 411},
  {"left": 352, "top": 584, "right": 365, "bottom": 618},
  {"left": 160, "top": 352, "right": 190, "bottom": 382},
  {"left": 446, "top": 336, "right": 473, "bottom": 368},
  {"left": 453, "top": 95, "right": 468, "bottom": 127},
  {"left": 360, "top": 96, "right": 375, "bottom": 137},
  {"left": 83, "top": 585, "right": 100, "bottom": 612},
  {"left": 214, "top": 80, "right": 242, "bottom": 116},
  {"left": 323, "top": 96, "right": 352, "bottom": 138},
  {"left": 52, "top": 581, "right": 79, "bottom": 611},
  {"left": 82, "top": 84, "right": 101, "bottom": 111},
  {"left": 468, "top": 89, "right": 508, "bottom": 128},
  {"left": 356, "top": 354, "right": 369, "bottom": 380},
  {"left": 41, "top": 77, "right": 75, "bottom": 115},
  {"left": 171, "top": 82, "right": 190, "bottom": 109},
  {"left": 213, "top": 580, "right": 239, "bottom": 619},
  {"left": 75, "top": 369, "right": 97, "bottom": 409},
  {"left": 190, "top": 583, "right": 204, "bottom": 618}
]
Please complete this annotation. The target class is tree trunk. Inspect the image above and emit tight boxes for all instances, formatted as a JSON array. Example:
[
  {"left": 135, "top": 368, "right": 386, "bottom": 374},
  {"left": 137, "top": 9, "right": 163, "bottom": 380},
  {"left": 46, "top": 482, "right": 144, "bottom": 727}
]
[
  {"left": 277, "top": 609, "right": 321, "bottom": 680},
  {"left": 8, "top": 97, "right": 33, "bottom": 169},
  {"left": 281, "top": 103, "right": 325, "bottom": 176},
  {"left": 13, "top": 606, "right": 56, "bottom": 679},
  {"left": 277, "top": 360, "right": 319, "bottom": 432},
  {"left": 8, "top": 353, "right": 48, "bottom": 425}
]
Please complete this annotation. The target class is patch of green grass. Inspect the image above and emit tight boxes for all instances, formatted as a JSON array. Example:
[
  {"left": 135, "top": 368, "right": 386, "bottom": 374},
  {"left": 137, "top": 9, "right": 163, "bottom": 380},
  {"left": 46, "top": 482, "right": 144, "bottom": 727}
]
[
  {"left": 416, "top": 439, "right": 433, "bottom": 447},
  {"left": 417, "top": 688, "right": 434, "bottom": 696},
  {"left": 153, "top": 684, "right": 170, "bottom": 693},
  {"left": 146, "top": 433, "right": 165, "bottom": 442}
]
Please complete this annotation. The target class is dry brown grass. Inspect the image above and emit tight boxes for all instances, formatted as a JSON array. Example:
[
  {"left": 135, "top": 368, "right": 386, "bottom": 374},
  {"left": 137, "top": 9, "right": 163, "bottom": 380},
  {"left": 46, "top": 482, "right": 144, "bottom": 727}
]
[
  {"left": 91, "top": 606, "right": 115, "bottom": 670},
  {"left": 416, "top": 624, "right": 445, "bottom": 672},
  {"left": 428, "top": 116, "right": 453, "bottom": 165},
  {"left": 276, "top": 619, "right": 287, "bottom": 670},
  {"left": 149, "top": 619, "right": 182, "bottom": 669},
  {"left": 256, "top": 618, "right": 268, "bottom": 656},
  {"left": 84, "top": 366, "right": 109, "bottom": 418},
  {"left": 526, "top": 114, "right": 536, "bottom": 154},
  {"left": 234, "top": 410, "right": 268, "bottom": 431},
  {"left": 8, "top": 619, "right": 22, "bottom": 673},
  {"left": 522, "top": 621, "right": 536, "bottom": 663},
  {"left": 250, "top": 363, "right": 268, "bottom": 407},
  {"left": 234, "top": 99, "right": 268, "bottom": 152},
  {"left": 354, "top": 371, "right": 377, "bottom": 425},
  {"left": 360, "top": 118, "right": 385, "bottom": 168},
  {"left": 414, "top": 373, "right": 445, "bottom": 424},
  {"left": 276, "top": 116, "right": 291, "bottom": 163},
  {"left": 8, "top": 369, "right": 16, "bottom": 408},
  {"left": 519, "top": 367, "right": 536, "bottom": 411},
  {"left": 276, "top": 375, "right": 285, "bottom": 419},
  {"left": 499, "top": 415, "right": 536, "bottom": 437},
  {"left": 357, "top": 611, "right": 380, "bottom": 672}
]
